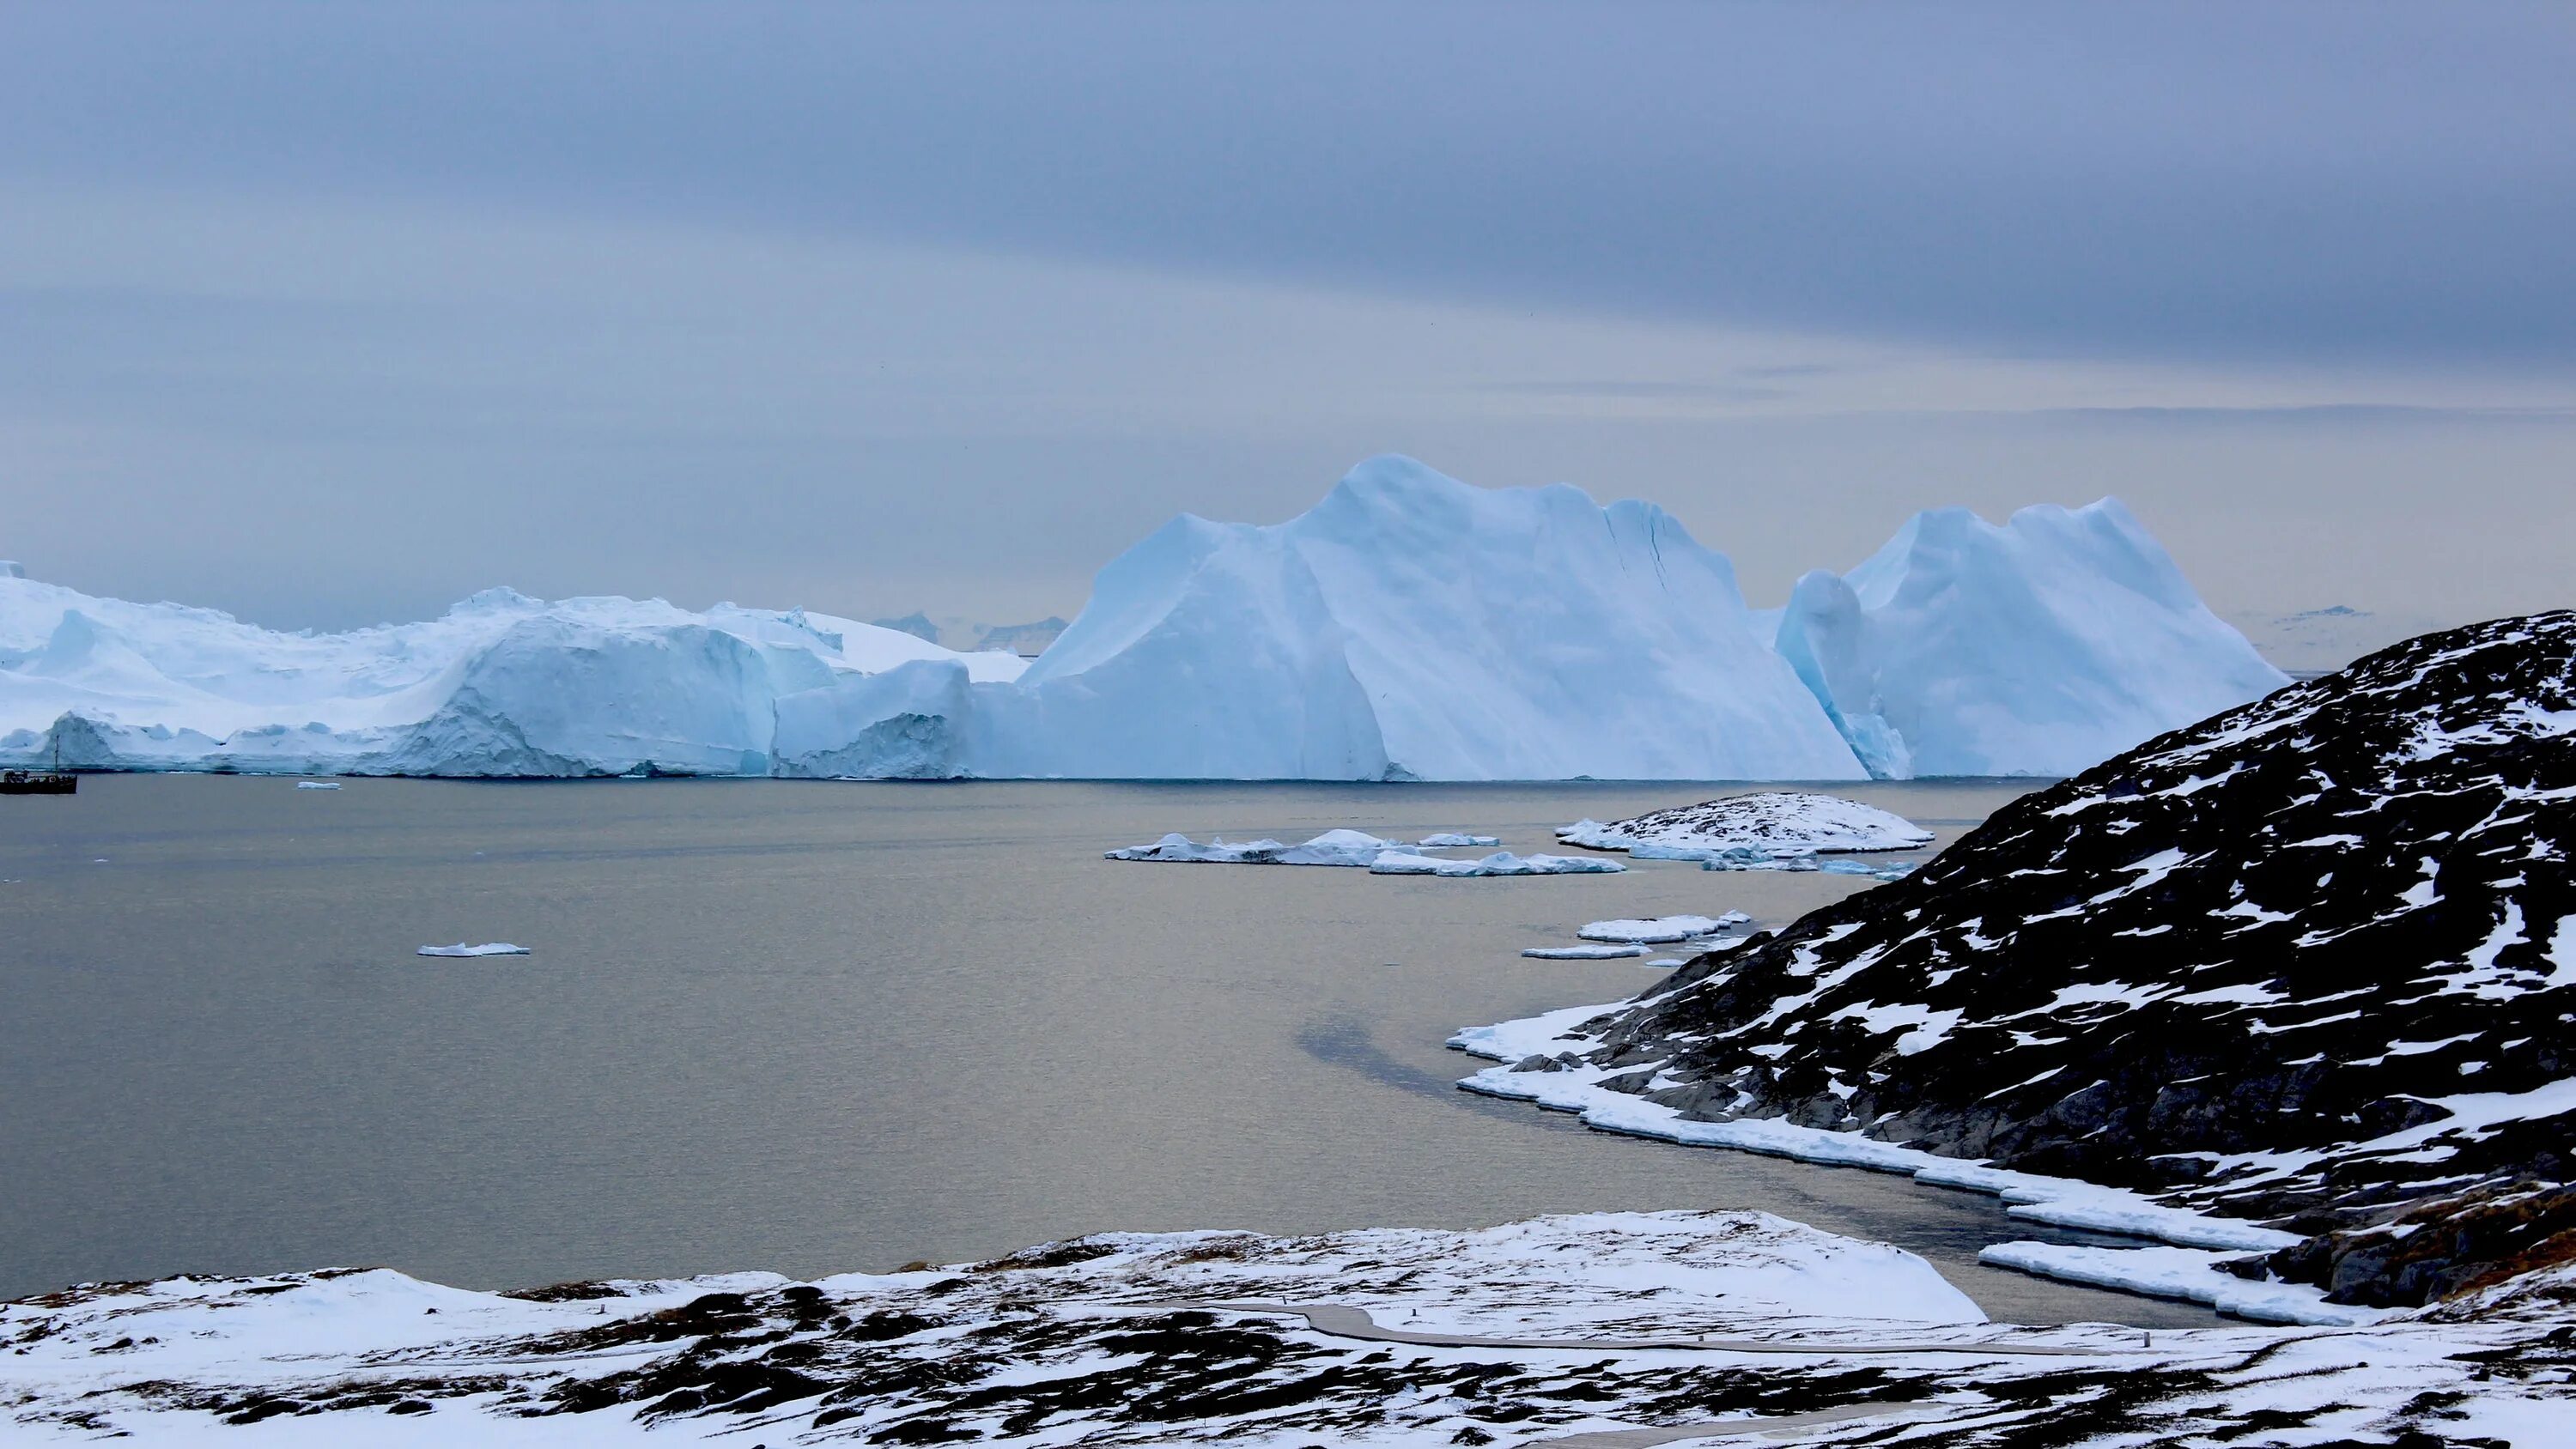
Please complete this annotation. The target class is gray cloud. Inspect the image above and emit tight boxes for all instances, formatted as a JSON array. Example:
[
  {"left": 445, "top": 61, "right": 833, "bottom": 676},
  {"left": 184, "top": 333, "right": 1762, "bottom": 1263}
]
[
  {"left": 0, "top": 3, "right": 2570, "bottom": 644},
  {"left": 3, "top": 2, "right": 2571, "bottom": 367}
]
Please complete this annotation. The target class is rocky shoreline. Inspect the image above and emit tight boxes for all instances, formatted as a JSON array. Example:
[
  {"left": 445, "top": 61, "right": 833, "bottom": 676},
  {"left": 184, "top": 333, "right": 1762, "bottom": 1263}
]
[{"left": 1472, "top": 614, "right": 2576, "bottom": 1313}]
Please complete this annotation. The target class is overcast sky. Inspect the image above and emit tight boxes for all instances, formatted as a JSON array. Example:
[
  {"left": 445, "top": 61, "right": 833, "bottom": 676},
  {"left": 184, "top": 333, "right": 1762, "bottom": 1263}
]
[{"left": 3, "top": 2, "right": 2571, "bottom": 636}]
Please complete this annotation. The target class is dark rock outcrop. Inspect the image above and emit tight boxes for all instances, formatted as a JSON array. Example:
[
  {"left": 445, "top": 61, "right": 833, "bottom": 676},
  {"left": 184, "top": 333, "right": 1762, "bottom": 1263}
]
[{"left": 1552, "top": 613, "right": 2576, "bottom": 1302}]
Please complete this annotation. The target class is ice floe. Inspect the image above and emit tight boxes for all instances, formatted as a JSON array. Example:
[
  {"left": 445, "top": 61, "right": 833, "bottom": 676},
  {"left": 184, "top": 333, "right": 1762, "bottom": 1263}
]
[
  {"left": 1560, "top": 791, "right": 1932, "bottom": 857},
  {"left": 1978, "top": 1242, "right": 2388, "bottom": 1327},
  {"left": 293, "top": 779, "right": 341, "bottom": 790},
  {"left": 1521, "top": 943, "right": 1649, "bottom": 960},
  {"left": 417, "top": 943, "right": 531, "bottom": 958},
  {"left": 1577, "top": 912, "right": 1750, "bottom": 943},
  {"left": 1558, "top": 794, "right": 1929, "bottom": 881},
  {"left": 1371, "top": 851, "right": 1624, "bottom": 877},
  {"left": 1105, "top": 831, "right": 1621, "bottom": 876},
  {"left": 1103, "top": 829, "right": 1401, "bottom": 866},
  {"left": 1415, "top": 831, "right": 1500, "bottom": 847}
]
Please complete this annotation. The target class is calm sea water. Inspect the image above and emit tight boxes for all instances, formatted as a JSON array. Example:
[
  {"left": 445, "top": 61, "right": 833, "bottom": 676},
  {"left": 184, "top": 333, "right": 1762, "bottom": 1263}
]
[{"left": 1, "top": 775, "right": 2216, "bottom": 1325}]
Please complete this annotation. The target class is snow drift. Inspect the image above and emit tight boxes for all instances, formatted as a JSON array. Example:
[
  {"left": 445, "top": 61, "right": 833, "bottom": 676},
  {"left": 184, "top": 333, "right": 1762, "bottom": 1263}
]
[{"left": 1, "top": 458, "right": 2282, "bottom": 780}]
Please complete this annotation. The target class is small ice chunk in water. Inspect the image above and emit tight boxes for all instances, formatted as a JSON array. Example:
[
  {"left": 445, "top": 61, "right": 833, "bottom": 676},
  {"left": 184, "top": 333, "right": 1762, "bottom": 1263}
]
[
  {"left": 1644, "top": 956, "right": 1686, "bottom": 967},
  {"left": 1522, "top": 943, "right": 1648, "bottom": 959},
  {"left": 295, "top": 780, "right": 343, "bottom": 790},
  {"left": 417, "top": 943, "right": 531, "bottom": 958},
  {"left": 1417, "top": 832, "right": 1501, "bottom": 847}
]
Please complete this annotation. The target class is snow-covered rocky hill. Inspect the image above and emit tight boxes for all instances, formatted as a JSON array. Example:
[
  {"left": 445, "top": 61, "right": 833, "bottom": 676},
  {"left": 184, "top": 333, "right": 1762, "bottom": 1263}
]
[
  {"left": 0, "top": 458, "right": 2283, "bottom": 779},
  {"left": 1558, "top": 791, "right": 1935, "bottom": 857},
  {"left": 1471, "top": 613, "right": 2576, "bottom": 1308}
]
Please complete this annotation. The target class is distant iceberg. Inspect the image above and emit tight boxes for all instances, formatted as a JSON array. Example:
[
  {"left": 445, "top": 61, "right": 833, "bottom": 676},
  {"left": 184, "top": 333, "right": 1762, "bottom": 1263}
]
[
  {"left": 912, "top": 455, "right": 1864, "bottom": 782},
  {"left": 1773, "top": 500, "right": 2288, "bottom": 778},
  {"left": 0, "top": 458, "right": 2283, "bottom": 781},
  {"left": 0, "top": 576, "right": 1022, "bottom": 779}
]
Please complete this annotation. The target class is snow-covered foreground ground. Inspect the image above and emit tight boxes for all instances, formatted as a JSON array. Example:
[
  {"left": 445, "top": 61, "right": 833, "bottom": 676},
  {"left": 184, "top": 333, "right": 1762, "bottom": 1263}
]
[
  {"left": 0, "top": 459, "right": 2284, "bottom": 780},
  {"left": 9, "top": 1210, "right": 2567, "bottom": 1446}
]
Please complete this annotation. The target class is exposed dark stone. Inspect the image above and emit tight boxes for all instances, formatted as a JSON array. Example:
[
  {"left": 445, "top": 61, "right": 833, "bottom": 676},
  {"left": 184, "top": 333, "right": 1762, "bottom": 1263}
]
[
  {"left": 1537, "top": 615, "right": 2576, "bottom": 1294},
  {"left": 2266, "top": 1182, "right": 2576, "bottom": 1307}
]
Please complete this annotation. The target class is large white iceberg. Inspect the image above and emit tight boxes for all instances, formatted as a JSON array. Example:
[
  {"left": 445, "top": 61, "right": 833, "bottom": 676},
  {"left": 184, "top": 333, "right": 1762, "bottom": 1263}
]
[
  {"left": 1772, "top": 500, "right": 2287, "bottom": 778},
  {"left": 830, "top": 455, "right": 1867, "bottom": 782},
  {"left": 1, "top": 461, "right": 2284, "bottom": 782},
  {"left": 0, "top": 576, "right": 1023, "bottom": 778}
]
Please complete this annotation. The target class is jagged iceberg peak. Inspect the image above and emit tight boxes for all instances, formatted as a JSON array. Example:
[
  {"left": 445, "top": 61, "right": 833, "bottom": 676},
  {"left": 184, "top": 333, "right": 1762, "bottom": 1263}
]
[
  {"left": 444, "top": 585, "right": 541, "bottom": 616},
  {"left": 990, "top": 454, "right": 1859, "bottom": 781},
  {"left": 1777, "top": 496, "right": 2287, "bottom": 779},
  {"left": 1302, "top": 453, "right": 1741, "bottom": 596}
]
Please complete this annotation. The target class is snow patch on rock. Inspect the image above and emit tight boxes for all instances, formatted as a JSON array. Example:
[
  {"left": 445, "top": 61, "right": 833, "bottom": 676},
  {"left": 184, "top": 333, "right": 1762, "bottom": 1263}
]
[{"left": 1560, "top": 791, "right": 1933, "bottom": 858}]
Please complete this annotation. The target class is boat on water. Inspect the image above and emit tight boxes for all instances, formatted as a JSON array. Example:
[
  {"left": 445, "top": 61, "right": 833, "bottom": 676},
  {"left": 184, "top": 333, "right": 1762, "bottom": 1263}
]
[{"left": 1, "top": 737, "right": 76, "bottom": 794}]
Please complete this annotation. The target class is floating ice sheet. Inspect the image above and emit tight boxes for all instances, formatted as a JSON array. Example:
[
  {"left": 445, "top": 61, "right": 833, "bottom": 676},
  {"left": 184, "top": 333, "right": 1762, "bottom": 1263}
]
[
  {"left": 1561, "top": 791, "right": 1932, "bottom": 856},
  {"left": 1577, "top": 912, "right": 1751, "bottom": 943},
  {"left": 1977, "top": 1241, "right": 2387, "bottom": 1327},
  {"left": 1104, "top": 829, "right": 1401, "bottom": 867},
  {"left": 1373, "top": 851, "right": 1625, "bottom": 877}
]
